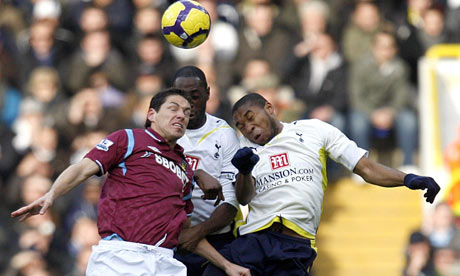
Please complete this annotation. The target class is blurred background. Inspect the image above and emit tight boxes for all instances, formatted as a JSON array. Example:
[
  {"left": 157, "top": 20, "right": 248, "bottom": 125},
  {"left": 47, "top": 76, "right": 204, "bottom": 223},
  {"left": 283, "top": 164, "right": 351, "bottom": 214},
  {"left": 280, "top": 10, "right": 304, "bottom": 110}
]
[{"left": 1, "top": 0, "right": 460, "bottom": 275}]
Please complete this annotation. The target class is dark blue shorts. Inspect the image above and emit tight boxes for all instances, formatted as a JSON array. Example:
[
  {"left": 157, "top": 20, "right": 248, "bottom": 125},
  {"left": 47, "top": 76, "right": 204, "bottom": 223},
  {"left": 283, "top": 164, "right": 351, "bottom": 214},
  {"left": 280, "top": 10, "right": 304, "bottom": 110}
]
[
  {"left": 175, "top": 231, "right": 235, "bottom": 276},
  {"left": 202, "top": 230, "right": 316, "bottom": 276}
]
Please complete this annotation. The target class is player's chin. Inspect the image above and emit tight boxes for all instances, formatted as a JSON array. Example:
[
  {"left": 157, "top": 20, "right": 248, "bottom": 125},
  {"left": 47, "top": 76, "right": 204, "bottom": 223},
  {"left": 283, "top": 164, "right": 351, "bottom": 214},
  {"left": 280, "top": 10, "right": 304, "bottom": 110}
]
[{"left": 172, "top": 129, "right": 186, "bottom": 139}]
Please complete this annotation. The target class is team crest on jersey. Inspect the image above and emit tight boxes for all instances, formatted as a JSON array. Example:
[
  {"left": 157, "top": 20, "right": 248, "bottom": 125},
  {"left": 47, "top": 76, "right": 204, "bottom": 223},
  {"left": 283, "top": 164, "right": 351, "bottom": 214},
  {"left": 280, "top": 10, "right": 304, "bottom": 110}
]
[
  {"left": 96, "top": 139, "right": 114, "bottom": 152},
  {"left": 185, "top": 155, "right": 200, "bottom": 171},
  {"left": 270, "top": 153, "right": 289, "bottom": 170}
]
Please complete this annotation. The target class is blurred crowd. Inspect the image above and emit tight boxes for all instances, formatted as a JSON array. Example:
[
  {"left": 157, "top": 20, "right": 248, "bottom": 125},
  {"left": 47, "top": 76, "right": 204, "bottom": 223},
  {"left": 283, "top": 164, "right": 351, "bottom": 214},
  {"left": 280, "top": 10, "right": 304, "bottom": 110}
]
[{"left": 1, "top": 0, "right": 460, "bottom": 275}]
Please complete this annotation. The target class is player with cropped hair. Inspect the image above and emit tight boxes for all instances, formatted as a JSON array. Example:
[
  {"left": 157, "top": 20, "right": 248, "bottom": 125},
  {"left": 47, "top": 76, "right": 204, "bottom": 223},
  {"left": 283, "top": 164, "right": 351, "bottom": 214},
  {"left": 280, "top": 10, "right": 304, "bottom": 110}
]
[
  {"left": 11, "top": 88, "right": 250, "bottom": 276},
  {"left": 172, "top": 66, "right": 241, "bottom": 276},
  {"left": 203, "top": 93, "right": 440, "bottom": 276}
]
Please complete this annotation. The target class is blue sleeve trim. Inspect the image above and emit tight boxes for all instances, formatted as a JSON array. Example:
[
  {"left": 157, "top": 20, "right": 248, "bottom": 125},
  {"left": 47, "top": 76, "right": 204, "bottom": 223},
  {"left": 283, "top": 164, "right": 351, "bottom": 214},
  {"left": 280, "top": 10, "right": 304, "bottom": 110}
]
[
  {"left": 102, "top": 233, "right": 124, "bottom": 241},
  {"left": 183, "top": 192, "right": 192, "bottom": 201},
  {"left": 118, "top": 129, "right": 135, "bottom": 175}
]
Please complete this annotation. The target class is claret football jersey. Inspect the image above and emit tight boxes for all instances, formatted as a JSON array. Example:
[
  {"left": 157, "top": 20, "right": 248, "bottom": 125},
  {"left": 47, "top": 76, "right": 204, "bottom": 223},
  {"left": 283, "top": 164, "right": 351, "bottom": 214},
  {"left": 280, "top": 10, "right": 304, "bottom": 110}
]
[{"left": 85, "top": 127, "right": 194, "bottom": 249}]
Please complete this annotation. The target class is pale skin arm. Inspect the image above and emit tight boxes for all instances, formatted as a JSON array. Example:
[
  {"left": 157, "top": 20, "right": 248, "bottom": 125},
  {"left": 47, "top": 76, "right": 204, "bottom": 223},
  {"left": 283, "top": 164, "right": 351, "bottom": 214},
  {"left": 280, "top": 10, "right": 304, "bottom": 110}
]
[
  {"left": 353, "top": 156, "right": 405, "bottom": 187},
  {"left": 235, "top": 173, "right": 256, "bottom": 205},
  {"left": 193, "top": 232, "right": 250, "bottom": 276},
  {"left": 11, "top": 158, "right": 100, "bottom": 221},
  {"left": 179, "top": 219, "right": 250, "bottom": 275},
  {"left": 179, "top": 203, "right": 237, "bottom": 252}
]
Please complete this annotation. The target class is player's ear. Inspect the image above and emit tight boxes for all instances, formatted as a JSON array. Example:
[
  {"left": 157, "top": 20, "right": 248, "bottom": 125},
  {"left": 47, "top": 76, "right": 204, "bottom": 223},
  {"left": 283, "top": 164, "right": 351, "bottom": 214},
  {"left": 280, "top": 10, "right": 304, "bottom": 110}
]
[
  {"left": 147, "top": 108, "right": 157, "bottom": 124},
  {"left": 205, "top": 86, "right": 210, "bottom": 101},
  {"left": 264, "top": 102, "right": 275, "bottom": 115}
]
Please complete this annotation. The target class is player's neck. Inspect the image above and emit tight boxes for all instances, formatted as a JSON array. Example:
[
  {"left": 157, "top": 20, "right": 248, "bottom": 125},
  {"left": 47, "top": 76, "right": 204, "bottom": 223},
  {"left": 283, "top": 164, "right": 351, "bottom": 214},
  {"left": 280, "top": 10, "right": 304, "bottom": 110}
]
[{"left": 187, "top": 113, "right": 207, "bottom": 130}]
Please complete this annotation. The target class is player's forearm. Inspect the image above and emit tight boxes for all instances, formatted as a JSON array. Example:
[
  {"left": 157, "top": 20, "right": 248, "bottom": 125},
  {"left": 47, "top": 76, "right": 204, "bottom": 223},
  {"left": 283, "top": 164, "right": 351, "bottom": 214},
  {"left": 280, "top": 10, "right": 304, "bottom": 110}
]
[
  {"left": 353, "top": 157, "right": 405, "bottom": 187},
  {"left": 194, "top": 238, "right": 233, "bottom": 272},
  {"left": 200, "top": 203, "right": 237, "bottom": 235},
  {"left": 49, "top": 158, "right": 98, "bottom": 200},
  {"left": 235, "top": 173, "right": 256, "bottom": 205}
]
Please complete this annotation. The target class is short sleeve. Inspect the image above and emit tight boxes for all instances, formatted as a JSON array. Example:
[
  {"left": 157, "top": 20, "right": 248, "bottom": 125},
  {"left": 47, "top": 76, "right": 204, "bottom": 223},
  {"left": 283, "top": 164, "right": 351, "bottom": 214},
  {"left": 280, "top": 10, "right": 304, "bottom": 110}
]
[{"left": 84, "top": 130, "right": 128, "bottom": 176}]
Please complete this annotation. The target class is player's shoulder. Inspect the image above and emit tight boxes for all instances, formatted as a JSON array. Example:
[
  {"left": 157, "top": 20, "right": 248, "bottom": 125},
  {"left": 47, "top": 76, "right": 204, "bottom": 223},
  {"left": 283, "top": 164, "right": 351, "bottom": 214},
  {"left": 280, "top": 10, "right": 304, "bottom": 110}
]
[
  {"left": 287, "top": 119, "right": 325, "bottom": 128},
  {"left": 206, "top": 114, "right": 237, "bottom": 134}
]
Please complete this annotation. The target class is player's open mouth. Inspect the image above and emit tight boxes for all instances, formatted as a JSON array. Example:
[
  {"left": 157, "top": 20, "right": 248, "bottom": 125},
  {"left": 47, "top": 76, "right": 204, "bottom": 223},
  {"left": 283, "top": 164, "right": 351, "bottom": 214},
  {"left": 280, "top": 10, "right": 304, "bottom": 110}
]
[
  {"left": 173, "top": 123, "right": 183, "bottom": 129},
  {"left": 254, "top": 134, "right": 261, "bottom": 142}
]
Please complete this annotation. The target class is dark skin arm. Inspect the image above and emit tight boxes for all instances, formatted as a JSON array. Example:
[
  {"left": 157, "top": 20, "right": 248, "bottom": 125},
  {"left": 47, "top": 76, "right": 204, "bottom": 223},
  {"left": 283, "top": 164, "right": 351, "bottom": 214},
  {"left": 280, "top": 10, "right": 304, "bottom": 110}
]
[
  {"left": 353, "top": 156, "right": 405, "bottom": 187},
  {"left": 179, "top": 203, "right": 237, "bottom": 252},
  {"left": 235, "top": 173, "right": 256, "bottom": 206},
  {"left": 194, "top": 169, "right": 225, "bottom": 205}
]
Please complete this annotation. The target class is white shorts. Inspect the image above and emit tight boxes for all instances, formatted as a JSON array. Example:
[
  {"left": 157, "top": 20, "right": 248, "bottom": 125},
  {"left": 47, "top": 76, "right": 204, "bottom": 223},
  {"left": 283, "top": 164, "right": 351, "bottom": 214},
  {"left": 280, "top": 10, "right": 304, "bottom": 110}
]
[{"left": 86, "top": 239, "right": 187, "bottom": 276}]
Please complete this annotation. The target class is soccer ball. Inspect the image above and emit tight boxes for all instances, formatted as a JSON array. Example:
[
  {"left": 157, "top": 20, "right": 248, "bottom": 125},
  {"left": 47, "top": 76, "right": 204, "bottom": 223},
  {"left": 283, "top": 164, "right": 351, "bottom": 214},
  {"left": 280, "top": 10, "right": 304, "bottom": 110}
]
[{"left": 161, "top": 0, "right": 211, "bottom": 49}]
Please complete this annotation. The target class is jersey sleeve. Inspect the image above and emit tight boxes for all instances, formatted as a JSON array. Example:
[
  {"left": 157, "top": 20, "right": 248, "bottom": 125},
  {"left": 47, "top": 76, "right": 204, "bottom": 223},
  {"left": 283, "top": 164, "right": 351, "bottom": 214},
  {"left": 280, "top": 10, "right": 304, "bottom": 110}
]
[
  {"left": 218, "top": 128, "right": 240, "bottom": 209},
  {"left": 313, "top": 119, "right": 368, "bottom": 171},
  {"left": 84, "top": 130, "right": 128, "bottom": 176}
]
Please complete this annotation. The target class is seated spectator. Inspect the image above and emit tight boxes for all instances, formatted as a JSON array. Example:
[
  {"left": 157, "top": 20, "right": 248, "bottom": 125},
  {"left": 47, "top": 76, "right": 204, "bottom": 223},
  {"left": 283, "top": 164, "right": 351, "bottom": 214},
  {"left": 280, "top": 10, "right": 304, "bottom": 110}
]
[
  {"left": 17, "top": 19, "right": 68, "bottom": 87},
  {"left": 292, "top": 0, "right": 330, "bottom": 58},
  {"left": 403, "top": 231, "right": 435, "bottom": 276},
  {"left": 282, "top": 32, "right": 348, "bottom": 132},
  {"left": 125, "top": 6, "right": 163, "bottom": 58},
  {"left": 65, "top": 88, "right": 121, "bottom": 142},
  {"left": 63, "top": 177, "right": 101, "bottom": 233},
  {"left": 233, "top": 2, "right": 296, "bottom": 79},
  {"left": 228, "top": 58, "right": 298, "bottom": 122},
  {"left": 130, "top": 33, "right": 177, "bottom": 87},
  {"left": 341, "top": 1, "right": 394, "bottom": 66},
  {"left": 21, "top": 66, "right": 68, "bottom": 128},
  {"left": 432, "top": 246, "right": 460, "bottom": 276},
  {"left": 0, "top": 66, "right": 21, "bottom": 129},
  {"left": 87, "top": 71, "right": 125, "bottom": 108},
  {"left": 428, "top": 202, "right": 460, "bottom": 250},
  {"left": 121, "top": 71, "right": 163, "bottom": 128},
  {"left": 348, "top": 31, "right": 417, "bottom": 167},
  {"left": 61, "top": 29, "right": 129, "bottom": 94}
]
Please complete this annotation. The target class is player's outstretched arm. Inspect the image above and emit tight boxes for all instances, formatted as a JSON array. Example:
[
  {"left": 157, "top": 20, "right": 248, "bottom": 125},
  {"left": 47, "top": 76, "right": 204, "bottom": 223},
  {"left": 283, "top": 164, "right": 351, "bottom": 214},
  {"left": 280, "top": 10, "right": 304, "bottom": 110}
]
[
  {"left": 11, "top": 158, "right": 100, "bottom": 221},
  {"left": 194, "top": 238, "right": 251, "bottom": 276},
  {"left": 353, "top": 156, "right": 440, "bottom": 203}
]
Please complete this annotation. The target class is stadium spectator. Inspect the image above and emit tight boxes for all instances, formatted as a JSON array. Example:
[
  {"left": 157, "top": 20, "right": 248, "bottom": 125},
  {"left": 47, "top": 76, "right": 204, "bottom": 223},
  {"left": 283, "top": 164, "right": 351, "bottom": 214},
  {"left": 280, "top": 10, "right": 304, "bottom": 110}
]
[
  {"left": 172, "top": 66, "right": 240, "bottom": 276},
  {"left": 120, "top": 72, "right": 164, "bottom": 128},
  {"left": 341, "top": 1, "right": 394, "bottom": 66},
  {"left": 0, "top": 66, "right": 21, "bottom": 128},
  {"left": 233, "top": 3, "right": 295, "bottom": 79},
  {"left": 282, "top": 32, "right": 348, "bottom": 132},
  {"left": 125, "top": 6, "right": 163, "bottom": 58},
  {"left": 130, "top": 33, "right": 177, "bottom": 87},
  {"left": 11, "top": 89, "right": 250, "bottom": 276},
  {"left": 21, "top": 67, "right": 67, "bottom": 128},
  {"left": 61, "top": 29, "right": 128, "bottom": 93},
  {"left": 348, "top": 31, "right": 417, "bottom": 167},
  {"left": 17, "top": 19, "right": 68, "bottom": 87},
  {"left": 403, "top": 231, "right": 435, "bottom": 276},
  {"left": 64, "top": 87, "right": 122, "bottom": 144},
  {"left": 202, "top": 92, "right": 440, "bottom": 275},
  {"left": 292, "top": 0, "right": 330, "bottom": 58}
]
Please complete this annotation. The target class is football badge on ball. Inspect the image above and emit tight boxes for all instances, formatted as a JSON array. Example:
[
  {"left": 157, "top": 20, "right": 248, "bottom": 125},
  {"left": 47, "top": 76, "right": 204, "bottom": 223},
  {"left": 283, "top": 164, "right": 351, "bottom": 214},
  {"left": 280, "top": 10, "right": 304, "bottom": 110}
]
[{"left": 161, "top": 0, "right": 211, "bottom": 49}]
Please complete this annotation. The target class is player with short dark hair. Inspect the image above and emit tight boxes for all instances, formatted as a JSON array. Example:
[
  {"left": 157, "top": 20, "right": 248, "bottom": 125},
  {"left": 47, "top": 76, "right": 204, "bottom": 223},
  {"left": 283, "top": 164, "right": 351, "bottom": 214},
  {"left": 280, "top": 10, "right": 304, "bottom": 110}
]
[
  {"left": 172, "top": 66, "right": 241, "bottom": 276},
  {"left": 203, "top": 93, "right": 440, "bottom": 276},
  {"left": 11, "top": 88, "right": 250, "bottom": 276}
]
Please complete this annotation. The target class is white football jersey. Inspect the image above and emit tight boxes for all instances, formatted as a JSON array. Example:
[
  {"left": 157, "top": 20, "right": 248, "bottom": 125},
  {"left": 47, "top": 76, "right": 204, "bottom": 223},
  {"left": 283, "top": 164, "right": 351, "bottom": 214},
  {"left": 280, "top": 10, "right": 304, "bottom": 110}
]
[
  {"left": 239, "top": 119, "right": 367, "bottom": 242},
  {"left": 177, "top": 113, "right": 240, "bottom": 234}
]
